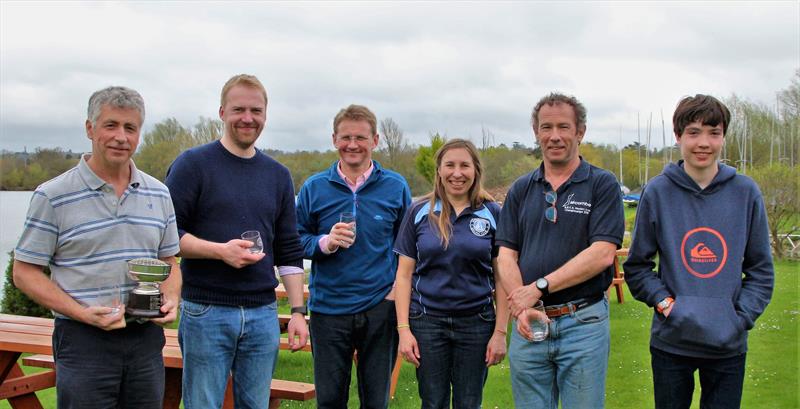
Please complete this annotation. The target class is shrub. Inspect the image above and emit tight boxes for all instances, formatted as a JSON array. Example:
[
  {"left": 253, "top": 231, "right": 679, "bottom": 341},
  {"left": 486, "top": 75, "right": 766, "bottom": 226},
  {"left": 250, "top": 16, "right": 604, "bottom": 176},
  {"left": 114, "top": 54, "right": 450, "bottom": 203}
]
[{"left": 1, "top": 251, "right": 52, "bottom": 317}]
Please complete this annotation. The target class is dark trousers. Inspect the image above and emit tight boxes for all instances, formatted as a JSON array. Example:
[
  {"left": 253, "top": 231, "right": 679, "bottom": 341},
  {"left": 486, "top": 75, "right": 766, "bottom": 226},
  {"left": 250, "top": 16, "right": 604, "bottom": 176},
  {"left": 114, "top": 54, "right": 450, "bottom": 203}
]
[
  {"left": 411, "top": 309, "right": 495, "bottom": 409},
  {"left": 310, "top": 300, "right": 398, "bottom": 409},
  {"left": 651, "top": 346, "right": 747, "bottom": 409},
  {"left": 53, "top": 318, "right": 166, "bottom": 409}
]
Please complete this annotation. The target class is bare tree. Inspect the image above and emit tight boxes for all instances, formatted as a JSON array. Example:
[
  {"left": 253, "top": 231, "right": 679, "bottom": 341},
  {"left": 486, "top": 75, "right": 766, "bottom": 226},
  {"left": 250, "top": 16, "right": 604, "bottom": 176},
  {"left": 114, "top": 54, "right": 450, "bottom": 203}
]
[
  {"left": 481, "top": 125, "right": 495, "bottom": 151},
  {"left": 193, "top": 116, "right": 223, "bottom": 145},
  {"left": 379, "top": 117, "right": 407, "bottom": 168},
  {"left": 779, "top": 69, "right": 800, "bottom": 119}
]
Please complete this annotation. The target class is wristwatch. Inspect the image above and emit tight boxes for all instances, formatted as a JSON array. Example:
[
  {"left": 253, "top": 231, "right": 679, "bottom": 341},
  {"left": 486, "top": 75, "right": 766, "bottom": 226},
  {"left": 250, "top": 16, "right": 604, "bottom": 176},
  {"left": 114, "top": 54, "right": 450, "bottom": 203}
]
[
  {"left": 535, "top": 277, "right": 550, "bottom": 297},
  {"left": 290, "top": 306, "right": 308, "bottom": 316},
  {"left": 656, "top": 297, "right": 674, "bottom": 315}
]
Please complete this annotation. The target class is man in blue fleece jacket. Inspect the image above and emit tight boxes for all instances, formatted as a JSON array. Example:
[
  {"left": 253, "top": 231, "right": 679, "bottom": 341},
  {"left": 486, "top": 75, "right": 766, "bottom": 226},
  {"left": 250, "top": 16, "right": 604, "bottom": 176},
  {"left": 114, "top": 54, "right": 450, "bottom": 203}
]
[
  {"left": 165, "top": 74, "right": 308, "bottom": 409},
  {"left": 296, "top": 104, "right": 411, "bottom": 409},
  {"left": 624, "top": 94, "right": 774, "bottom": 409}
]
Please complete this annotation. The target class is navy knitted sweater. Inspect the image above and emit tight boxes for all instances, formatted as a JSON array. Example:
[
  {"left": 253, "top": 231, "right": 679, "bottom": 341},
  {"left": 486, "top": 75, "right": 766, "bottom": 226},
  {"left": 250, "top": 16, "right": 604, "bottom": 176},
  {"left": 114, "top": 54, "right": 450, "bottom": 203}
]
[{"left": 165, "top": 141, "right": 304, "bottom": 307}]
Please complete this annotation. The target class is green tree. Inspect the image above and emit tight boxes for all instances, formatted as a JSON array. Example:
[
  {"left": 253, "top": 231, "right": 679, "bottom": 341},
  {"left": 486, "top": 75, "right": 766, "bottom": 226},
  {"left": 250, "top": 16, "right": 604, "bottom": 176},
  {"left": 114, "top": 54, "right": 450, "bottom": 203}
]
[
  {"left": 750, "top": 164, "right": 800, "bottom": 258},
  {"left": 481, "top": 144, "right": 538, "bottom": 189},
  {"left": 1, "top": 252, "right": 52, "bottom": 317},
  {"left": 415, "top": 133, "right": 445, "bottom": 184},
  {"left": 135, "top": 118, "right": 194, "bottom": 181},
  {"left": 21, "top": 162, "right": 48, "bottom": 188}
]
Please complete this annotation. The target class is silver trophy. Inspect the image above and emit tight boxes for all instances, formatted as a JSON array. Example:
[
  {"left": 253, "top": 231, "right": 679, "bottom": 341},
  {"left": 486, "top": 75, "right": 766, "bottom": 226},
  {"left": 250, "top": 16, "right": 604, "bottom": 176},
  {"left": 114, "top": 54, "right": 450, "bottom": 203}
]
[{"left": 126, "top": 258, "right": 171, "bottom": 318}]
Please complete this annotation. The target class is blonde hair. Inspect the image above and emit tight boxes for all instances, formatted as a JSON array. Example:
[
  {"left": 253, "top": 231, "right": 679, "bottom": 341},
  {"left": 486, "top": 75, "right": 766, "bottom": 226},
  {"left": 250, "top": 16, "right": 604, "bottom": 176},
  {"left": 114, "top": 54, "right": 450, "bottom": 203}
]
[
  {"left": 424, "top": 138, "right": 494, "bottom": 248},
  {"left": 220, "top": 74, "right": 268, "bottom": 107}
]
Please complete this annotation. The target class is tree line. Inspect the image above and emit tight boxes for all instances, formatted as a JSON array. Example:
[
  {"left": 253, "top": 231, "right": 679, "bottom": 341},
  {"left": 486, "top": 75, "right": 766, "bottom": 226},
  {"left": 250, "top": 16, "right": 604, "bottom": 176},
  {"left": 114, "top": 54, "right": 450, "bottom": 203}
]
[{"left": 2, "top": 73, "right": 798, "bottom": 255}]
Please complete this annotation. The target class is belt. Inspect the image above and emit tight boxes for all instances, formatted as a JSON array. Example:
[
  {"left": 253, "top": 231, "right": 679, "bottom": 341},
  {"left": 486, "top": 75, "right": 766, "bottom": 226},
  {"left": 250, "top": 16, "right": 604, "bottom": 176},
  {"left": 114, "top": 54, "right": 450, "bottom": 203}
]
[{"left": 544, "top": 296, "right": 603, "bottom": 318}]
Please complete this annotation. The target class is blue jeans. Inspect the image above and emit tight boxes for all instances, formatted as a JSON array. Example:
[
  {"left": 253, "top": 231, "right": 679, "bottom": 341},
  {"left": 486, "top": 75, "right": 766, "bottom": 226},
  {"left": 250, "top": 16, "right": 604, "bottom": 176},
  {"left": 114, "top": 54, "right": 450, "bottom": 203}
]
[
  {"left": 651, "top": 347, "right": 747, "bottom": 409},
  {"left": 410, "top": 308, "right": 495, "bottom": 409},
  {"left": 179, "top": 300, "right": 280, "bottom": 409},
  {"left": 52, "top": 318, "right": 165, "bottom": 409},
  {"left": 509, "top": 297, "right": 610, "bottom": 409},
  {"left": 309, "top": 299, "right": 398, "bottom": 409}
]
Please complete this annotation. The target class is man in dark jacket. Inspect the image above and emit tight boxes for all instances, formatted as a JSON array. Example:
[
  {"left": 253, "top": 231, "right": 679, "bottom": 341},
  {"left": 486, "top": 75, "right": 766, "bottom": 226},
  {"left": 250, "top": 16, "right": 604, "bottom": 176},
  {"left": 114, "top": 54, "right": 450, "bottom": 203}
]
[{"left": 624, "top": 94, "right": 774, "bottom": 409}]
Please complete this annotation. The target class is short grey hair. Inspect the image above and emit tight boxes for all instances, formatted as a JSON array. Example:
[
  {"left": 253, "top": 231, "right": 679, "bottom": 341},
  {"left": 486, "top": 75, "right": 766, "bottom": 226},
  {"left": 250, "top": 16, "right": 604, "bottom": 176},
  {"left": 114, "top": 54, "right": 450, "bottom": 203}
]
[
  {"left": 531, "top": 92, "right": 587, "bottom": 132},
  {"left": 87, "top": 86, "right": 145, "bottom": 125}
]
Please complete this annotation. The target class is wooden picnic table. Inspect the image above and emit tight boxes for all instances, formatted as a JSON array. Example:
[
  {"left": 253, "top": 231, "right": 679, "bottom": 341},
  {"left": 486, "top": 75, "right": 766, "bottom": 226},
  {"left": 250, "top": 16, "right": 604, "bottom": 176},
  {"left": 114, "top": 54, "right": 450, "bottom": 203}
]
[
  {"left": 608, "top": 248, "right": 629, "bottom": 303},
  {"left": 0, "top": 313, "right": 314, "bottom": 408},
  {"left": 274, "top": 283, "right": 309, "bottom": 300},
  {"left": 274, "top": 282, "right": 405, "bottom": 399}
]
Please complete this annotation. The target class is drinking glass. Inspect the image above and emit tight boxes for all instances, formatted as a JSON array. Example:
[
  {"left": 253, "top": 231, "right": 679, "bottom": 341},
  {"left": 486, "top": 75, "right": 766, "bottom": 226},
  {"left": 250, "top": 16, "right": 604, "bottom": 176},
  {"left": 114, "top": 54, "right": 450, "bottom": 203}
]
[
  {"left": 241, "top": 230, "right": 264, "bottom": 254},
  {"left": 108, "top": 286, "right": 122, "bottom": 315},
  {"left": 530, "top": 300, "right": 549, "bottom": 342},
  {"left": 83, "top": 286, "right": 121, "bottom": 315},
  {"left": 340, "top": 212, "right": 357, "bottom": 242}
]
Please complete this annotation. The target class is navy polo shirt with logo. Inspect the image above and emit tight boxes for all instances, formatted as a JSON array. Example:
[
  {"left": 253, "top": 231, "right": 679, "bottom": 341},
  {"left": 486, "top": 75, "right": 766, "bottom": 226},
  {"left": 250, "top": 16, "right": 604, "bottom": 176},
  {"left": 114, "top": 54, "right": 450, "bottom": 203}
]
[
  {"left": 496, "top": 159, "right": 624, "bottom": 306},
  {"left": 394, "top": 199, "right": 501, "bottom": 316}
]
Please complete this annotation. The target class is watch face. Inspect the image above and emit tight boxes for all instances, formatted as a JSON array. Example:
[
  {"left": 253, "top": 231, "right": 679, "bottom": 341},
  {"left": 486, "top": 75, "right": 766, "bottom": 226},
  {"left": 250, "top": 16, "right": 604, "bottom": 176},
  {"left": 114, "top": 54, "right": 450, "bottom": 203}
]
[{"left": 536, "top": 278, "right": 547, "bottom": 290}]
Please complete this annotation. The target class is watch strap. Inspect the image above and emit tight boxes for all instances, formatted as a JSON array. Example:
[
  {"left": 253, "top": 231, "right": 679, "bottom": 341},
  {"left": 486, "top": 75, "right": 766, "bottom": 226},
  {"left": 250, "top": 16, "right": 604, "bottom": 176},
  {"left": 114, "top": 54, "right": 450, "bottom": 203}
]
[
  {"left": 536, "top": 278, "right": 550, "bottom": 296},
  {"left": 290, "top": 306, "right": 307, "bottom": 316},
  {"left": 656, "top": 297, "right": 674, "bottom": 314}
]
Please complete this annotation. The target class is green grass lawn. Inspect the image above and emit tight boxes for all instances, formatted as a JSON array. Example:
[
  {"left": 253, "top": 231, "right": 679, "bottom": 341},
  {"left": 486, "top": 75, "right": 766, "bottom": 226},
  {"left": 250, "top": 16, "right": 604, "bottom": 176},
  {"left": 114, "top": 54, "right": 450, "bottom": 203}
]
[{"left": 3, "top": 260, "right": 797, "bottom": 408}]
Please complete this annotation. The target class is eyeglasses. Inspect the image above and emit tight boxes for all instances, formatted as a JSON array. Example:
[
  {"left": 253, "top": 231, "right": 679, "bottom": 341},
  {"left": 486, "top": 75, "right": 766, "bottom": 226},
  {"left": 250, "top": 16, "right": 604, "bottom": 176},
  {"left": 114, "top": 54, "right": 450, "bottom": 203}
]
[
  {"left": 336, "top": 135, "right": 371, "bottom": 144},
  {"left": 544, "top": 190, "right": 557, "bottom": 223}
]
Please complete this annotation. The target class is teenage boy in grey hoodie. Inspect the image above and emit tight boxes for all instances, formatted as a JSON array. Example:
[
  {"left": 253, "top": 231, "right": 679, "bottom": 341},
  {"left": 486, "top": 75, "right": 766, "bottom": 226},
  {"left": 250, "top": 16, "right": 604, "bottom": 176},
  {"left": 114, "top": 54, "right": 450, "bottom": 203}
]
[{"left": 624, "top": 94, "right": 774, "bottom": 409}]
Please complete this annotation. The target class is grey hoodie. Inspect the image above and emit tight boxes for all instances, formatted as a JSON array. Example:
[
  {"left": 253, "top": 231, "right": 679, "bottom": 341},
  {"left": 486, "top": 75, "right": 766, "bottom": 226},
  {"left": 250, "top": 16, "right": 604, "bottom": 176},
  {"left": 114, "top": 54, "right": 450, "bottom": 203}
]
[{"left": 624, "top": 161, "right": 774, "bottom": 358}]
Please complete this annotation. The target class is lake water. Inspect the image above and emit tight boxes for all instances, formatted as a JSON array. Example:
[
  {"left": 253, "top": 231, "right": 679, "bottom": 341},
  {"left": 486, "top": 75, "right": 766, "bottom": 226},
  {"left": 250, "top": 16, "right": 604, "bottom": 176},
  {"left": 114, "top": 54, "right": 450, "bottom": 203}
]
[{"left": 0, "top": 191, "right": 34, "bottom": 298}]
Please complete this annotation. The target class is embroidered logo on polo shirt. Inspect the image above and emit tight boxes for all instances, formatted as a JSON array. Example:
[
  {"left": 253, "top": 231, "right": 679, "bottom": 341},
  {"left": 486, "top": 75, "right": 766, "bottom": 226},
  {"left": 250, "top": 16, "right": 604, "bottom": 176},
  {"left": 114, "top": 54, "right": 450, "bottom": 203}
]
[
  {"left": 562, "top": 193, "right": 592, "bottom": 215},
  {"left": 469, "top": 218, "right": 490, "bottom": 236},
  {"left": 680, "top": 227, "right": 728, "bottom": 279}
]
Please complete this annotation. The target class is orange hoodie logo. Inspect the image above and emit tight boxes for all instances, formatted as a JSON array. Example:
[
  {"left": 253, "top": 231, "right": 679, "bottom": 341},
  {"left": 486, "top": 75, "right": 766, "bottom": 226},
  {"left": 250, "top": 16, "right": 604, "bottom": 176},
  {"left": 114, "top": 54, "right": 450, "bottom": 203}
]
[
  {"left": 690, "top": 243, "right": 718, "bottom": 263},
  {"left": 680, "top": 227, "right": 728, "bottom": 279}
]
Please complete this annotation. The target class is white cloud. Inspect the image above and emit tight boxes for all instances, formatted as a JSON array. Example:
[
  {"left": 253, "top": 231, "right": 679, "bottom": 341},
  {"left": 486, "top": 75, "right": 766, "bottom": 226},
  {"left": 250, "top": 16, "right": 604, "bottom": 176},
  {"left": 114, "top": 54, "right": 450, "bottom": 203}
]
[{"left": 1, "top": 1, "right": 798, "bottom": 154}]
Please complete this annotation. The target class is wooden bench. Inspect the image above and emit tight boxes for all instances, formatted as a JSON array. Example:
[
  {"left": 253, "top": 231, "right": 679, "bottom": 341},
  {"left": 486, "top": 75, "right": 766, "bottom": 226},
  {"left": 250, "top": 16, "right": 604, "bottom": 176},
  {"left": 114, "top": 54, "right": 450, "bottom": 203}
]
[
  {"left": 0, "top": 314, "right": 315, "bottom": 408},
  {"left": 607, "top": 248, "right": 628, "bottom": 303},
  {"left": 275, "top": 286, "right": 405, "bottom": 399},
  {"left": 21, "top": 354, "right": 315, "bottom": 408}
]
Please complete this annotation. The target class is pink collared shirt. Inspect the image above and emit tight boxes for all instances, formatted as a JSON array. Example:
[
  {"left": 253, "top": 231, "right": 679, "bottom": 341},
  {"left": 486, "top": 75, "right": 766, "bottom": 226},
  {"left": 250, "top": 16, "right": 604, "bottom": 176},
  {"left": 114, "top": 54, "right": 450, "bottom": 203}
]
[
  {"left": 338, "top": 160, "right": 373, "bottom": 192},
  {"left": 318, "top": 161, "right": 373, "bottom": 254}
]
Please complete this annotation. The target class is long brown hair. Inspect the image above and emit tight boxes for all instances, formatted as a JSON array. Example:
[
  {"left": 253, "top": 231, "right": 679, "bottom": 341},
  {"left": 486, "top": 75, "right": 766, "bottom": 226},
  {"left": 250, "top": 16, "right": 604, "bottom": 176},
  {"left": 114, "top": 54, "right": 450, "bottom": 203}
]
[{"left": 424, "top": 138, "right": 494, "bottom": 249}]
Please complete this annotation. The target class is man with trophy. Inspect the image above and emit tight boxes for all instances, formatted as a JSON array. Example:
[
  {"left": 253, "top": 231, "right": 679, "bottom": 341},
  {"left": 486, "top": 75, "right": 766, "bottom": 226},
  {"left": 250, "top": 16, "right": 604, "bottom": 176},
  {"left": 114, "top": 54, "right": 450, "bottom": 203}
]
[{"left": 13, "top": 86, "right": 182, "bottom": 408}]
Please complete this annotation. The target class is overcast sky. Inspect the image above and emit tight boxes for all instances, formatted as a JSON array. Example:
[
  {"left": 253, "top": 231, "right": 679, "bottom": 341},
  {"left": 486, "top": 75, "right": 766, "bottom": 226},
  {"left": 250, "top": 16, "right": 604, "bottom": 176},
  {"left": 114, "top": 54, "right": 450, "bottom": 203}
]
[{"left": 1, "top": 1, "right": 798, "bottom": 154}]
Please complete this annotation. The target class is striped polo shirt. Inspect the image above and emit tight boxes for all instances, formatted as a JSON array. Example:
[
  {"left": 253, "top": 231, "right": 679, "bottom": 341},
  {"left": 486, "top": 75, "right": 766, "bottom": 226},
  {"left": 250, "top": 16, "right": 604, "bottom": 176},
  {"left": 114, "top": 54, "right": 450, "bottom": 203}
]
[{"left": 14, "top": 155, "right": 179, "bottom": 317}]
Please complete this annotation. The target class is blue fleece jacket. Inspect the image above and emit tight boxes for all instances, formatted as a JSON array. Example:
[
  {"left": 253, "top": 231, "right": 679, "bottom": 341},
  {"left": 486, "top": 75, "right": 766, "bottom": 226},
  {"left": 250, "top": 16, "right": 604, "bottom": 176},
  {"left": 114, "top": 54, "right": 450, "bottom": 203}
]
[
  {"left": 624, "top": 161, "right": 774, "bottom": 358},
  {"left": 296, "top": 161, "right": 411, "bottom": 315}
]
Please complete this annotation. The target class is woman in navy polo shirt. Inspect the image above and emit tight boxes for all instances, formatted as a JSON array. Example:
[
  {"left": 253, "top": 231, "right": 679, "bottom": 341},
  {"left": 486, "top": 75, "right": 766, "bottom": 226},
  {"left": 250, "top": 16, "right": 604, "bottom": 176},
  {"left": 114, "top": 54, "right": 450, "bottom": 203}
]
[{"left": 394, "top": 139, "right": 509, "bottom": 409}]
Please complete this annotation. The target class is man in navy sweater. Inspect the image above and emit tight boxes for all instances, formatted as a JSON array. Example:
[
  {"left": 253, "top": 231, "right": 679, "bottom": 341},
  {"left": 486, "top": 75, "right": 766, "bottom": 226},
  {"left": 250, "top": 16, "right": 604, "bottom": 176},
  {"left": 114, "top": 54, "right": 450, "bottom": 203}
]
[
  {"left": 624, "top": 94, "right": 774, "bottom": 409},
  {"left": 296, "top": 104, "right": 411, "bottom": 409},
  {"left": 165, "top": 74, "right": 308, "bottom": 409}
]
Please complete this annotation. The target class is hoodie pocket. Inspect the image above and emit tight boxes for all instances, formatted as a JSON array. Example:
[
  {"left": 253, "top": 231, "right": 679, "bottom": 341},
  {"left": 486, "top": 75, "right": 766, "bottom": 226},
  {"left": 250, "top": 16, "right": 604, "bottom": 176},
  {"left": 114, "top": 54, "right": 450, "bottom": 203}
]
[{"left": 657, "top": 295, "right": 744, "bottom": 351}]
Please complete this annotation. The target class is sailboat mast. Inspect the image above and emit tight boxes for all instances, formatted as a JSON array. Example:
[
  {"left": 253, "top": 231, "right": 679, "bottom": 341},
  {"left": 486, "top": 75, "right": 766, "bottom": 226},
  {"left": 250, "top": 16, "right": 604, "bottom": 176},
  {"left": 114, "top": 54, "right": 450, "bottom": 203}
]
[
  {"left": 645, "top": 113, "right": 652, "bottom": 183},
  {"left": 637, "top": 112, "right": 642, "bottom": 187},
  {"left": 619, "top": 125, "right": 624, "bottom": 186}
]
